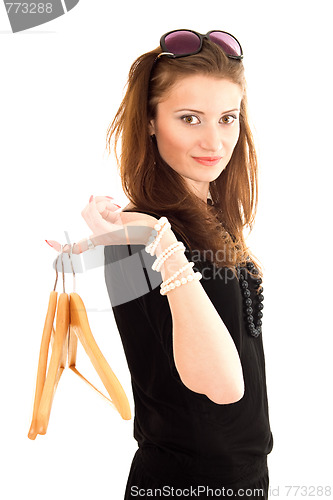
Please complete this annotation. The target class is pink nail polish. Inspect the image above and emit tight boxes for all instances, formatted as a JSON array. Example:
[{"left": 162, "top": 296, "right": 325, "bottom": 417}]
[
  {"left": 45, "top": 240, "right": 53, "bottom": 248},
  {"left": 89, "top": 195, "right": 93, "bottom": 203}
]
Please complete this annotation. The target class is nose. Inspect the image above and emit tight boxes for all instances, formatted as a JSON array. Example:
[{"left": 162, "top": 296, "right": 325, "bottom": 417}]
[{"left": 199, "top": 124, "right": 223, "bottom": 153}]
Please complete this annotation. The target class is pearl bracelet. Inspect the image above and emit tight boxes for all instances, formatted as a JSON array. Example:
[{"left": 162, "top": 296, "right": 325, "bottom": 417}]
[
  {"left": 160, "top": 271, "right": 202, "bottom": 296},
  {"left": 161, "top": 261, "right": 195, "bottom": 288},
  {"left": 152, "top": 241, "right": 186, "bottom": 272},
  {"left": 149, "top": 221, "right": 170, "bottom": 256},
  {"left": 145, "top": 217, "right": 170, "bottom": 256}
]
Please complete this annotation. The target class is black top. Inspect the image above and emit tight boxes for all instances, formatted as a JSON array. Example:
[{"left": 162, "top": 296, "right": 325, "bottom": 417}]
[{"left": 104, "top": 210, "right": 273, "bottom": 484}]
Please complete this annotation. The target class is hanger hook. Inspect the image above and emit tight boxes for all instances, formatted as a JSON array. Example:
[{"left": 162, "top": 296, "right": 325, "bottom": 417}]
[
  {"left": 68, "top": 243, "right": 76, "bottom": 293},
  {"left": 53, "top": 252, "right": 59, "bottom": 292},
  {"left": 61, "top": 246, "right": 65, "bottom": 293},
  {"left": 53, "top": 245, "right": 67, "bottom": 293}
]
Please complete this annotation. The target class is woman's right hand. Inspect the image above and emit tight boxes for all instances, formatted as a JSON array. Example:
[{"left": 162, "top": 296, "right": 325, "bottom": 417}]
[{"left": 46, "top": 196, "right": 158, "bottom": 254}]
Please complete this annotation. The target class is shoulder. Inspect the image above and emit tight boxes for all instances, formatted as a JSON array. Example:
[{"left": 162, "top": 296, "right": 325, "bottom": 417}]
[
  {"left": 121, "top": 202, "right": 159, "bottom": 222},
  {"left": 122, "top": 202, "right": 136, "bottom": 211}
]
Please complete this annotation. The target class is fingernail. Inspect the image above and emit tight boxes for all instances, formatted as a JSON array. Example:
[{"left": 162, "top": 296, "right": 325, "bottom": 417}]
[
  {"left": 89, "top": 195, "right": 93, "bottom": 203},
  {"left": 45, "top": 240, "right": 53, "bottom": 248},
  {"left": 114, "top": 204, "right": 121, "bottom": 208},
  {"left": 106, "top": 196, "right": 114, "bottom": 199}
]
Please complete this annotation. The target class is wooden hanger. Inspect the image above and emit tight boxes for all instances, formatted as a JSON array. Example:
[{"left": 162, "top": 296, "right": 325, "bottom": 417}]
[
  {"left": 28, "top": 248, "right": 131, "bottom": 440},
  {"left": 68, "top": 292, "right": 131, "bottom": 420}
]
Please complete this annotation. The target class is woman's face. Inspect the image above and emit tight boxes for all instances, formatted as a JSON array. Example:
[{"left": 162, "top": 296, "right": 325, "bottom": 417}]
[{"left": 149, "top": 74, "right": 243, "bottom": 202}]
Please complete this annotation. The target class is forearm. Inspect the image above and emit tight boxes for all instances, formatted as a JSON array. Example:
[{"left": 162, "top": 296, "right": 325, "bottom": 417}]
[
  {"left": 72, "top": 217, "right": 158, "bottom": 253},
  {"left": 155, "top": 228, "right": 244, "bottom": 405}
]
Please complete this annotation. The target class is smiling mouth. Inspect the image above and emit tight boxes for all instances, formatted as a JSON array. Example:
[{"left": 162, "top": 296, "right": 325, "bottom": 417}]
[{"left": 192, "top": 156, "right": 222, "bottom": 166}]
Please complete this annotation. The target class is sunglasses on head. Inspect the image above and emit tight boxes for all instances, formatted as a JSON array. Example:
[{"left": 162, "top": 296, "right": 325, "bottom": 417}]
[{"left": 159, "top": 29, "right": 243, "bottom": 60}]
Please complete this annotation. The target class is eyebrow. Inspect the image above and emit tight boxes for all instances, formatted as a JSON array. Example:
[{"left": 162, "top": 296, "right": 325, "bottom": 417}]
[{"left": 174, "top": 108, "right": 240, "bottom": 114}]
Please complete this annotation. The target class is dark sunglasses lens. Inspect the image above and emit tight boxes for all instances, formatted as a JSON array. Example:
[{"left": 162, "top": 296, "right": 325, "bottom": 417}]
[
  {"left": 164, "top": 31, "right": 201, "bottom": 55},
  {"left": 209, "top": 31, "right": 242, "bottom": 57}
]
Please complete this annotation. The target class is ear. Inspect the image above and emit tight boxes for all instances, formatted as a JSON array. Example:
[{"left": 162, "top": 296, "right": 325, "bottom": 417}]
[{"left": 148, "top": 119, "right": 156, "bottom": 136}]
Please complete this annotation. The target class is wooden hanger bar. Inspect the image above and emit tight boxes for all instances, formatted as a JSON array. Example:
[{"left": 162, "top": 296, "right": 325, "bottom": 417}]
[{"left": 69, "top": 292, "right": 131, "bottom": 420}]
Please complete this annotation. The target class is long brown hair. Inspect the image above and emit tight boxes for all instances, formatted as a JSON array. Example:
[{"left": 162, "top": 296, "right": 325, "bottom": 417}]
[{"left": 106, "top": 38, "right": 262, "bottom": 278}]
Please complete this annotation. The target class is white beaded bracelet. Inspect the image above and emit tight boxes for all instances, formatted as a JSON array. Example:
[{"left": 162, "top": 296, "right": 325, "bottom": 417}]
[
  {"left": 152, "top": 241, "right": 186, "bottom": 272},
  {"left": 145, "top": 217, "right": 170, "bottom": 256},
  {"left": 149, "top": 222, "right": 171, "bottom": 256},
  {"left": 161, "top": 261, "right": 195, "bottom": 288},
  {"left": 160, "top": 271, "right": 202, "bottom": 296}
]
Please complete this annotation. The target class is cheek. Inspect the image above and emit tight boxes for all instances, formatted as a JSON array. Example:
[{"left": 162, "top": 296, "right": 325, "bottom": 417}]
[
  {"left": 226, "top": 125, "right": 241, "bottom": 151},
  {"left": 156, "top": 126, "right": 189, "bottom": 159}
]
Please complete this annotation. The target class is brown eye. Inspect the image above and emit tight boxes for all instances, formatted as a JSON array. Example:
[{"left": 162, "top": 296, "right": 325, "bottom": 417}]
[
  {"left": 181, "top": 115, "right": 200, "bottom": 125},
  {"left": 221, "top": 115, "right": 237, "bottom": 124}
]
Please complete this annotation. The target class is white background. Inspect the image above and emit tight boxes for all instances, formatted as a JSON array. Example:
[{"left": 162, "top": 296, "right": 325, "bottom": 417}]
[{"left": 1, "top": 0, "right": 332, "bottom": 498}]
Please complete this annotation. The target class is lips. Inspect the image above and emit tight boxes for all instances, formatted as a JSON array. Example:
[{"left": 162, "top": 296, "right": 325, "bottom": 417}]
[{"left": 192, "top": 156, "right": 222, "bottom": 166}]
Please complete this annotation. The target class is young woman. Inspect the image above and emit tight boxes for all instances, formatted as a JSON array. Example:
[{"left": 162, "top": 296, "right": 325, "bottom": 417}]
[{"left": 49, "top": 30, "right": 273, "bottom": 499}]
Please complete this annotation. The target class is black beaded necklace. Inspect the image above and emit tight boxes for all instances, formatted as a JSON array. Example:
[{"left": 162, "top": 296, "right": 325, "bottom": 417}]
[
  {"left": 207, "top": 196, "right": 264, "bottom": 337},
  {"left": 237, "top": 261, "right": 264, "bottom": 338}
]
